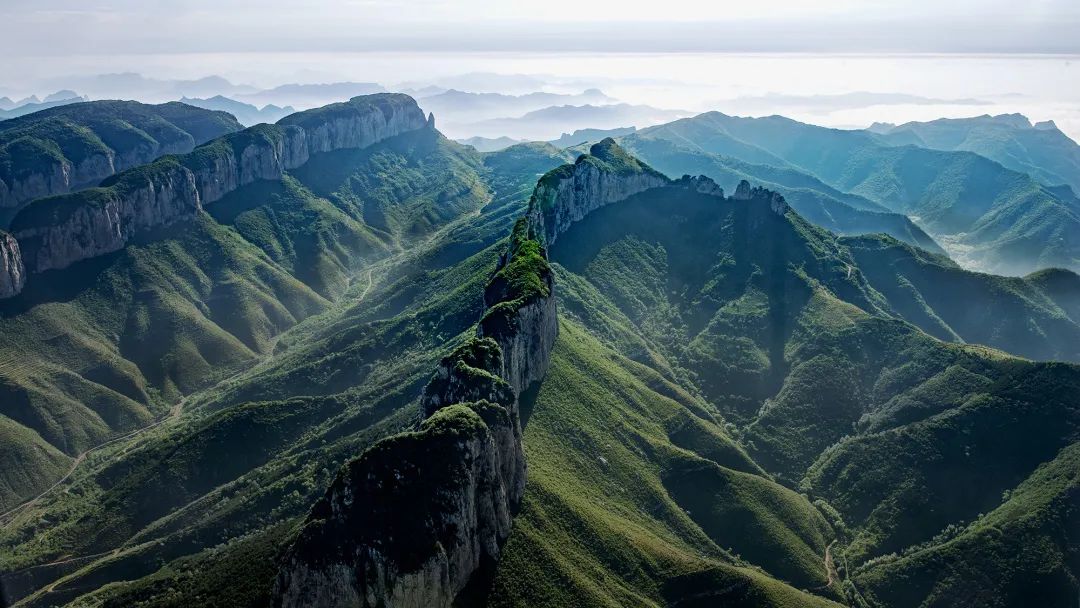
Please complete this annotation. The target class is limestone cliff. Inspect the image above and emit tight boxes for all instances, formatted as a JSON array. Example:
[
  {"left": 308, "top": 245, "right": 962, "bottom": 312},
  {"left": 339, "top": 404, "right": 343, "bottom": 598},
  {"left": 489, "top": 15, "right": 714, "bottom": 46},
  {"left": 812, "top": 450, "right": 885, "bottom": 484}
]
[
  {"left": 733, "top": 178, "right": 790, "bottom": 216},
  {"left": 2, "top": 94, "right": 428, "bottom": 295},
  {"left": 525, "top": 137, "right": 669, "bottom": 247},
  {"left": 13, "top": 161, "right": 201, "bottom": 273},
  {"left": 273, "top": 184, "right": 557, "bottom": 608},
  {"left": 273, "top": 402, "right": 519, "bottom": 608},
  {"left": 269, "top": 141, "right": 791, "bottom": 607},
  {"left": 0, "top": 231, "right": 24, "bottom": 298},
  {"left": 278, "top": 93, "right": 428, "bottom": 156},
  {"left": 0, "top": 100, "right": 242, "bottom": 211}
]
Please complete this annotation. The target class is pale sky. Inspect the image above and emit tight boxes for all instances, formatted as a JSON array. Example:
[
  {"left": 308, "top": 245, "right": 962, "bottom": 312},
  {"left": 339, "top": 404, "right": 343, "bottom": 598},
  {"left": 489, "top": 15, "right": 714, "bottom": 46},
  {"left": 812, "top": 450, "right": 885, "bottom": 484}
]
[
  {"left": 1, "top": 0, "right": 1078, "bottom": 59},
  {"left": 3, "top": 0, "right": 1079, "bottom": 142}
]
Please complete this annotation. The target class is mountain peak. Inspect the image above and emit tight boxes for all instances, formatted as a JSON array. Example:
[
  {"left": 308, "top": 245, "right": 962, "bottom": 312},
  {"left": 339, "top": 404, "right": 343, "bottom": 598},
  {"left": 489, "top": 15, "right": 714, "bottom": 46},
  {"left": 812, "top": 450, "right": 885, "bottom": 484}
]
[{"left": 581, "top": 137, "right": 666, "bottom": 179}]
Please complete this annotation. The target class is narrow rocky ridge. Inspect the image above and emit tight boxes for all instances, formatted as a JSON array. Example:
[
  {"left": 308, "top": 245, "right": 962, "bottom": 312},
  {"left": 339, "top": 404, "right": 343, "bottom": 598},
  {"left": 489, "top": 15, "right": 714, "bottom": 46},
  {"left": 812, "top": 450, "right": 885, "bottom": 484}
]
[
  {"left": 0, "top": 93, "right": 429, "bottom": 296},
  {"left": 271, "top": 208, "right": 556, "bottom": 608},
  {"left": 269, "top": 140, "right": 758, "bottom": 607}
]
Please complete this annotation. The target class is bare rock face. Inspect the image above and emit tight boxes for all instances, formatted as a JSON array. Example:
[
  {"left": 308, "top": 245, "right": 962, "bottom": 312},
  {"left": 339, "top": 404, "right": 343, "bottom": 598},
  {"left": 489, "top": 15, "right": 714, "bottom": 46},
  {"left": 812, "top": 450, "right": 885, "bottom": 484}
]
[
  {"left": 273, "top": 402, "right": 517, "bottom": 608},
  {"left": 279, "top": 93, "right": 428, "bottom": 156},
  {"left": 733, "top": 179, "right": 789, "bottom": 215},
  {"left": 525, "top": 138, "right": 669, "bottom": 248},
  {"left": 0, "top": 101, "right": 239, "bottom": 212},
  {"left": 190, "top": 125, "right": 310, "bottom": 205},
  {"left": 2, "top": 94, "right": 427, "bottom": 297},
  {"left": 0, "top": 231, "right": 25, "bottom": 298},
  {"left": 480, "top": 269, "right": 558, "bottom": 399},
  {"left": 14, "top": 163, "right": 201, "bottom": 273},
  {"left": 0, "top": 162, "right": 72, "bottom": 211},
  {"left": 674, "top": 173, "right": 725, "bottom": 197},
  {"left": 273, "top": 181, "right": 557, "bottom": 607}
]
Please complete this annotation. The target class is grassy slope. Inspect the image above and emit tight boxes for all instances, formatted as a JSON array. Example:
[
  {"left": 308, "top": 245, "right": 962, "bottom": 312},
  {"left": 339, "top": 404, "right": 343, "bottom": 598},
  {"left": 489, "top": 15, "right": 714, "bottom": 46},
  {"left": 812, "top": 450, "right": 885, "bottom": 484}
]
[
  {"left": 640, "top": 113, "right": 1080, "bottom": 275},
  {"left": 850, "top": 440, "right": 1080, "bottom": 608},
  {"left": 540, "top": 177, "right": 1080, "bottom": 607},
  {"left": 488, "top": 320, "right": 840, "bottom": 607},
  {"left": 620, "top": 133, "right": 945, "bottom": 255},
  {"left": 0, "top": 139, "right": 561, "bottom": 606},
  {"left": 0, "top": 130, "right": 489, "bottom": 514}
]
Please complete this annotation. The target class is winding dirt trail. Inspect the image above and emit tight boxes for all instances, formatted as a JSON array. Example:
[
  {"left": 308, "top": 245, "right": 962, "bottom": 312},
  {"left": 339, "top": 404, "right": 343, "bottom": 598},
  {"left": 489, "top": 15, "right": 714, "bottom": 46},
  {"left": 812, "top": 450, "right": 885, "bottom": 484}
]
[
  {"left": 824, "top": 540, "right": 839, "bottom": 587},
  {"left": 1, "top": 266, "right": 381, "bottom": 531},
  {"left": 0, "top": 409, "right": 182, "bottom": 526}
]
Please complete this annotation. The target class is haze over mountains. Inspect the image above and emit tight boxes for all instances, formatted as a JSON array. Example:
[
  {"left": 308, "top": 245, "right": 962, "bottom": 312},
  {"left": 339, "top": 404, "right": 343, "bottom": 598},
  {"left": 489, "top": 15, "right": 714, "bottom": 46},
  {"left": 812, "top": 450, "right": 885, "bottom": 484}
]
[
  {"left": 0, "top": 91, "right": 1077, "bottom": 607},
  {"left": 1, "top": 38, "right": 1080, "bottom": 608}
]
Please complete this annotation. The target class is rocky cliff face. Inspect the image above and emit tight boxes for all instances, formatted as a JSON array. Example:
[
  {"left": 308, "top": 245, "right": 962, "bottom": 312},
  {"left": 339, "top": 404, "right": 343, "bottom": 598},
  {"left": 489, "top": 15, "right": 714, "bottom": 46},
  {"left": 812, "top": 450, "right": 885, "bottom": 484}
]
[
  {"left": 0, "top": 162, "right": 73, "bottom": 211},
  {"left": 15, "top": 163, "right": 201, "bottom": 273},
  {"left": 526, "top": 137, "right": 669, "bottom": 248},
  {"left": 0, "top": 231, "right": 24, "bottom": 298},
  {"left": 269, "top": 141, "right": 787, "bottom": 607},
  {"left": 278, "top": 93, "right": 428, "bottom": 156},
  {"left": 0, "top": 101, "right": 240, "bottom": 212},
  {"left": 1, "top": 94, "right": 428, "bottom": 296},
  {"left": 273, "top": 401, "right": 519, "bottom": 608},
  {"left": 273, "top": 188, "right": 557, "bottom": 608},
  {"left": 733, "top": 179, "right": 790, "bottom": 216}
]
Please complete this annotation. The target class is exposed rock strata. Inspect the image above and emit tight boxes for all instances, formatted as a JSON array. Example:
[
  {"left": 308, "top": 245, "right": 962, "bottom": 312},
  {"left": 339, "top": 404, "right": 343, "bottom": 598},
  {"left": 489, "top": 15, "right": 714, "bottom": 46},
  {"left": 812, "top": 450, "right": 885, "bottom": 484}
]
[
  {"left": 269, "top": 141, "right": 789, "bottom": 608},
  {"left": 0, "top": 100, "right": 240, "bottom": 210},
  {"left": 525, "top": 137, "right": 669, "bottom": 247},
  {"left": 273, "top": 163, "right": 559, "bottom": 608},
  {"left": 1, "top": 94, "right": 427, "bottom": 295},
  {"left": 0, "top": 231, "right": 24, "bottom": 297}
]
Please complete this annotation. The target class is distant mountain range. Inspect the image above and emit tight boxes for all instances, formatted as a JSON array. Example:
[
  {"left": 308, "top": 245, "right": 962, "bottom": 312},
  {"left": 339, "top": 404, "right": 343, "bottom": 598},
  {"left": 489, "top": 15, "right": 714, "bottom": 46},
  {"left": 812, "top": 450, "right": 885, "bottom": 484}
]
[
  {"left": 871, "top": 113, "right": 1080, "bottom": 195},
  {"left": 417, "top": 88, "right": 615, "bottom": 126},
  {"left": 636, "top": 111, "right": 1080, "bottom": 275},
  {"left": 459, "top": 103, "right": 691, "bottom": 140},
  {"left": 235, "top": 82, "right": 385, "bottom": 109},
  {"left": 457, "top": 127, "right": 637, "bottom": 152},
  {"left": 180, "top": 95, "right": 295, "bottom": 126},
  {"left": 0, "top": 92, "right": 88, "bottom": 120},
  {"left": 716, "top": 91, "right": 992, "bottom": 114}
]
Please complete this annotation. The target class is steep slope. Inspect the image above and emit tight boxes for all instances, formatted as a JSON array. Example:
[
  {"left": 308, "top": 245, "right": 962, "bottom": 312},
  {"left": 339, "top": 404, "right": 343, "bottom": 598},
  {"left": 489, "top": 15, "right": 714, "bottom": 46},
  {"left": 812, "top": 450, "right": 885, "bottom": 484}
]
[
  {"left": 620, "top": 133, "right": 944, "bottom": 254},
  {"left": 876, "top": 114, "right": 1080, "bottom": 195},
  {"left": 0, "top": 94, "right": 485, "bottom": 516},
  {"left": 532, "top": 143, "right": 1080, "bottom": 608},
  {"left": 641, "top": 112, "right": 1080, "bottom": 275},
  {"left": 0, "top": 119, "right": 547, "bottom": 608},
  {"left": 843, "top": 235, "right": 1080, "bottom": 361},
  {"left": 2, "top": 138, "right": 1078, "bottom": 608},
  {"left": 0, "top": 101, "right": 243, "bottom": 220}
]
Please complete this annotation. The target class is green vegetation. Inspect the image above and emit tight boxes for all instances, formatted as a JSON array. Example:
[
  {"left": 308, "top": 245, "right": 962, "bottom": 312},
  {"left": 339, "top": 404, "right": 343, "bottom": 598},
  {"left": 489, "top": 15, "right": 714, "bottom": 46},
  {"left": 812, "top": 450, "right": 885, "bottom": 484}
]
[
  {"left": 1, "top": 115, "right": 1078, "bottom": 608},
  {"left": 877, "top": 114, "right": 1080, "bottom": 195},
  {"left": 0, "top": 100, "right": 241, "bottom": 223},
  {"left": 639, "top": 112, "right": 1080, "bottom": 275},
  {"left": 487, "top": 320, "right": 839, "bottom": 607},
  {"left": 620, "top": 133, "right": 946, "bottom": 254}
]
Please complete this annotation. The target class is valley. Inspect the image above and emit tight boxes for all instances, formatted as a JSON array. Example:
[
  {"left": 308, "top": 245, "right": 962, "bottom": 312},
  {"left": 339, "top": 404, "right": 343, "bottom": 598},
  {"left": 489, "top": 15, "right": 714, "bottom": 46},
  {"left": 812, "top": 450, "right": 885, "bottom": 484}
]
[{"left": 0, "top": 89, "right": 1077, "bottom": 608}]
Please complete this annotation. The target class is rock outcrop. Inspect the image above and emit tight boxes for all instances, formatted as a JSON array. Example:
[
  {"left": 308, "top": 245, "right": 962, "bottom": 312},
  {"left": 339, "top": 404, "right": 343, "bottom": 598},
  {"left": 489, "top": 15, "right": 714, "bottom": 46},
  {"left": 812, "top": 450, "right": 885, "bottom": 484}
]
[
  {"left": 278, "top": 93, "right": 429, "bottom": 156},
  {"left": 0, "top": 231, "right": 24, "bottom": 298},
  {"left": 525, "top": 137, "right": 669, "bottom": 248},
  {"left": 2, "top": 94, "right": 427, "bottom": 294},
  {"left": 270, "top": 141, "right": 792, "bottom": 608},
  {"left": 732, "top": 179, "right": 790, "bottom": 215},
  {"left": 0, "top": 100, "right": 242, "bottom": 211},
  {"left": 13, "top": 161, "right": 200, "bottom": 273},
  {"left": 273, "top": 174, "right": 558, "bottom": 608}
]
